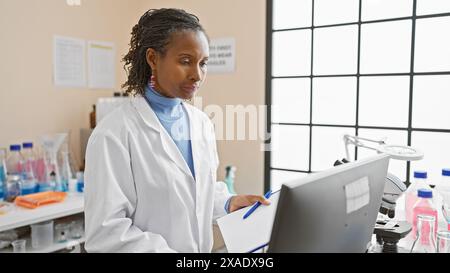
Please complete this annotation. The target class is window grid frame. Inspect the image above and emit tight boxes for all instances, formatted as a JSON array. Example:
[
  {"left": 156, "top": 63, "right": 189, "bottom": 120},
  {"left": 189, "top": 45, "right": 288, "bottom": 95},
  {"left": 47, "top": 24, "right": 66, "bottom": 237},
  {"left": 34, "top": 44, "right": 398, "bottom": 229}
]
[{"left": 265, "top": 0, "right": 450, "bottom": 191}]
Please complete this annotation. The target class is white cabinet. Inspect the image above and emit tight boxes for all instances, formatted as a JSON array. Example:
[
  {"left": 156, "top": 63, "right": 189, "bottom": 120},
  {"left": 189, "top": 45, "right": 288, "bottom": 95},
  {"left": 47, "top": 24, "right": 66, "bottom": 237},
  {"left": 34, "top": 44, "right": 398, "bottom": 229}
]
[{"left": 0, "top": 193, "right": 84, "bottom": 253}]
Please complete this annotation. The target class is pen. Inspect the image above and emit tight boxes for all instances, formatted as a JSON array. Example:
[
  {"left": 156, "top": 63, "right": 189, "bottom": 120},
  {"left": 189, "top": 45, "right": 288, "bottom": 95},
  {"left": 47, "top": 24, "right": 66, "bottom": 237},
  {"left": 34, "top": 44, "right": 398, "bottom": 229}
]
[{"left": 243, "top": 190, "right": 272, "bottom": 220}]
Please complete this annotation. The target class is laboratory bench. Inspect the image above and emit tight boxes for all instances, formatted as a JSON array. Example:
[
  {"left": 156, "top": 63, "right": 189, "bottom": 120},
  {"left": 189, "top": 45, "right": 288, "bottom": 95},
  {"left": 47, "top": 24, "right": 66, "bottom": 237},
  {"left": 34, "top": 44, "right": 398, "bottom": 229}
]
[{"left": 0, "top": 193, "right": 85, "bottom": 253}]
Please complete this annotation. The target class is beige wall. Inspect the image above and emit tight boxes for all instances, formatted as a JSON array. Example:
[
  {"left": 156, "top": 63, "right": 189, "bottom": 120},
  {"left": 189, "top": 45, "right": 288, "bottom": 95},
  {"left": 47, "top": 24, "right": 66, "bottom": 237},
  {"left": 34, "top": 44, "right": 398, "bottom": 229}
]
[
  {"left": 0, "top": 0, "right": 139, "bottom": 167},
  {"left": 0, "top": 0, "right": 266, "bottom": 195},
  {"left": 136, "top": 0, "right": 267, "bottom": 195}
]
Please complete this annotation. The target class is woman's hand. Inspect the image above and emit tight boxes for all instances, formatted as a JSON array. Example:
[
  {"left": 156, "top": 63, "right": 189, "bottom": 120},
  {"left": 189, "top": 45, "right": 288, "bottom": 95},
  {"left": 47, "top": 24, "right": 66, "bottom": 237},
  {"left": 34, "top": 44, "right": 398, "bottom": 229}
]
[{"left": 228, "top": 194, "right": 271, "bottom": 213}]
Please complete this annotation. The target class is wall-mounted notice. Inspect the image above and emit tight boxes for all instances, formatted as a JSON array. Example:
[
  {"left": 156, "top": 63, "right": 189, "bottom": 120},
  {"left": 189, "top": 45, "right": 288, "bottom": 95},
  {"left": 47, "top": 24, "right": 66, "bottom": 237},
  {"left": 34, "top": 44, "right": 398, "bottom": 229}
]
[
  {"left": 208, "top": 38, "right": 235, "bottom": 74},
  {"left": 88, "top": 41, "right": 116, "bottom": 89},
  {"left": 53, "top": 36, "right": 86, "bottom": 88}
]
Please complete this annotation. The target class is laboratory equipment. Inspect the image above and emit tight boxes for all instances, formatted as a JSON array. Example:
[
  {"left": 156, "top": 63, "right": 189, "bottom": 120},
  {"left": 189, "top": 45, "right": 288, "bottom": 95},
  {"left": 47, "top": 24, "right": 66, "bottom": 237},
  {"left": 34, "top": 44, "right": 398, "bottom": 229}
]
[
  {"left": 55, "top": 223, "right": 70, "bottom": 243},
  {"left": 6, "top": 144, "right": 24, "bottom": 176},
  {"left": 340, "top": 134, "right": 424, "bottom": 219},
  {"left": 410, "top": 214, "right": 436, "bottom": 253},
  {"left": 436, "top": 230, "right": 450, "bottom": 253},
  {"left": 373, "top": 219, "right": 411, "bottom": 253},
  {"left": 76, "top": 171, "right": 84, "bottom": 193},
  {"left": 5, "top": 175, "right": 22, "bottom": 202},
  {"left": 412, "top": 189, "right": 438, "bottom": 240},
  {"left": 436, "top": 168, "right": 450, "bottom": 230},
  {"left": 405, "top": 171, "right": 431, "bottom": 225},
  {"left": 0, "top": 148, "right": 7, "bottom": 201},
  {"left": 39, "top": 133, "right": 67, "bottom": 191},
  {"left": 59, "top": 143, "right": 72, "bottom": 192},
  {"left": 70, "top": 220, "right": 84, "bottom": 239},
  {"left": 31, "top": 220, "right": 54, "bottom": 249},
  {"left": 224, "top": 165, "right": 236, "bottom": 194},
  {"left": 11, "top": 239, "right": 26, "bottom": 253},
  {"left": 268, "top": 154, "right": 390, "bottom": 253},
  {"left": 21, "top": 142, "right": 37, "bottom": 195}
]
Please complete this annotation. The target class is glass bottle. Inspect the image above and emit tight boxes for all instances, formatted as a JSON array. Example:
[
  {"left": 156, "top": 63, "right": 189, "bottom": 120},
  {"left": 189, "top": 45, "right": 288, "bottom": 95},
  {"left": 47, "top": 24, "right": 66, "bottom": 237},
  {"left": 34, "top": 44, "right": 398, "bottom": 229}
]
[
  {"left": 412, "top": 189, "right": 438, "bottom": 240},
  {"left": 405, "top": 171, "right": 430, "bottom": 225},
  {"left": 410, "top": 214, "right": 437, "bottom": 253},
  {"left": 436, "top": 168, "right": 450, "bottom": 231}
]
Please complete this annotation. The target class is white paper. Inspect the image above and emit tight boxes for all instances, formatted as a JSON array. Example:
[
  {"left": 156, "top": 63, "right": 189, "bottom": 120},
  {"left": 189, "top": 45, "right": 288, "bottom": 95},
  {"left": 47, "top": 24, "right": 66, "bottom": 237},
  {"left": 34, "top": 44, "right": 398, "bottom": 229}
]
[
  {"left": 88, "top": 41, "right": 116, "bottom": 89},
  {"left": 345, "top": 176, "right": 370, "bottom": 214},
  {"left": 53, "top": 36, "right": 86, "bottom": 87},
  {"left": 217, "top": 191, "right": 279, "bottom": 253},
  {"left": 208, "top": 38, "right": 235, "bottom": 73}
]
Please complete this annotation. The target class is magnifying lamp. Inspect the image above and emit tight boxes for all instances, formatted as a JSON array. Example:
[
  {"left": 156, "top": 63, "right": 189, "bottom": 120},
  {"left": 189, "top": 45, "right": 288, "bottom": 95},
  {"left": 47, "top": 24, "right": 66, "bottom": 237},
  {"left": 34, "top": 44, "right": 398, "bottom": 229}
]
[{"left": 343, "top": 134, "right": 424, "bottom": 162}]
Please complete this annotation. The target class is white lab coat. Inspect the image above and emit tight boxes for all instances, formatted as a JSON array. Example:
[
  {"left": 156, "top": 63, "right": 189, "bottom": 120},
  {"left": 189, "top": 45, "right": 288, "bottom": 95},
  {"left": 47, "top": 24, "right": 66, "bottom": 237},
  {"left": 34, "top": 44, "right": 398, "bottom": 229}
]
[{"left": 84, "top": 96, "right": 233, "bottom": 253}]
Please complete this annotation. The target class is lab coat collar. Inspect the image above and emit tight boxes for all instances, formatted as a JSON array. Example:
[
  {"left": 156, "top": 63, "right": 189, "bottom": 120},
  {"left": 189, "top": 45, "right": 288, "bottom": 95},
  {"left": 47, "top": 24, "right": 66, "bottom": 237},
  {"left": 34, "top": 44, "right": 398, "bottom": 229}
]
[{"left": 131, "top": 96, "right": 195, "bottom": 181}]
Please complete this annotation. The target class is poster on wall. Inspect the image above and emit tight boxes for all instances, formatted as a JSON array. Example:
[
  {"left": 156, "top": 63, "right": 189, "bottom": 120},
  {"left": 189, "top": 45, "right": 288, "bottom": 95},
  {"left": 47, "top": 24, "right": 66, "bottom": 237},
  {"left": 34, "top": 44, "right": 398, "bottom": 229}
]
[
  {"left": 208, "top": 37, "right": 236, "bottom": 74},
  {"left": 53, "top": 36, "right": 86, "bottom": 88},
  {"left": 87, "top": 41, "right": 116, "bottom": 89}
]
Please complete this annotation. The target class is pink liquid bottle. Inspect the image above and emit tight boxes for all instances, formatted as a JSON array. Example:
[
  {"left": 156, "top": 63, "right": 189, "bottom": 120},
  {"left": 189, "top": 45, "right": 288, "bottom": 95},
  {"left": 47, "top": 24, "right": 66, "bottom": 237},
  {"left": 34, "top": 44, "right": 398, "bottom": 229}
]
[
  {"left": 412, "top": 189, "right": 438, "bottom": 244},
  {"left": 405, "top": 171, "right": 430, "bottom": 224}
]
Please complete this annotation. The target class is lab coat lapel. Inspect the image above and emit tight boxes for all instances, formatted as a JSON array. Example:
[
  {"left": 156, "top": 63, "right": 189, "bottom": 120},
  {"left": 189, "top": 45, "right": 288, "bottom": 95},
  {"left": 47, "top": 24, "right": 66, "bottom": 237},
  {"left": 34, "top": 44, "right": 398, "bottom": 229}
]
[{"left": 132, "top": 97, "right": 194, "bottom": 179}]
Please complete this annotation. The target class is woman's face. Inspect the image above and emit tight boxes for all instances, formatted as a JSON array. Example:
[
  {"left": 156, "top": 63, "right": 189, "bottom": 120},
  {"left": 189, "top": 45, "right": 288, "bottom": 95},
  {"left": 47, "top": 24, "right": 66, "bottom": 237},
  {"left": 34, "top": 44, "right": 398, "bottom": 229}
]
[{"left": 147, "top": 30, "right": 209, "bottom": 100}]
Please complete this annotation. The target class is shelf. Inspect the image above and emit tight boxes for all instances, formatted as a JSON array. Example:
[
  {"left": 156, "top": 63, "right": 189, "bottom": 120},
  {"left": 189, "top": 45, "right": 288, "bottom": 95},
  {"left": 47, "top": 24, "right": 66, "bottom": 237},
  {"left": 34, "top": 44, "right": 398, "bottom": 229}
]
[
  {"left": 0, "top": 235, "right": 85, "bottom": 253},
  {"left": 0, "top": 193, "right": 84, "bottom": 232}
]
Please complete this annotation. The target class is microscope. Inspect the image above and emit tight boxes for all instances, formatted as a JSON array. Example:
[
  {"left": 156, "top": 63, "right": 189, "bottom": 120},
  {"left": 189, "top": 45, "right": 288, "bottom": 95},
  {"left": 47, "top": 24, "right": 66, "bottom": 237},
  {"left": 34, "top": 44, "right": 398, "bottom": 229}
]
[{"left": 334, "top": 135, "right": 424, "bottom": 253}]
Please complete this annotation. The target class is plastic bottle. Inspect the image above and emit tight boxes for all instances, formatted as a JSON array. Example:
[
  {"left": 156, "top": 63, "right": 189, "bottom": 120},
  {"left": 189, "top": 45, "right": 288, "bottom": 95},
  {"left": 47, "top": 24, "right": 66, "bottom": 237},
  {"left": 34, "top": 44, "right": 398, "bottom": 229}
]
[
  {"left": 6, "top": 145, "right": 24, "bottom": 176},
  {"left": 412, "top": 189, "right": 438, "bottom": 242},
  {"left": 410, "top": 214, "right": 437, "bottom": 253},
  {"left": 436, "top": 168, "right": 450, "bottom": 231},
  {"left": 224, "top": 166, "right": 236, "bottom": 194},
  {"left": 21, "top": 142, "right": 37, "bottom": 194},
  {"left": 405, "top": 171, "right": 431, "bottom": 224},
  {"left": 76, "top": 171, "right": 84, "bottom": 193}
]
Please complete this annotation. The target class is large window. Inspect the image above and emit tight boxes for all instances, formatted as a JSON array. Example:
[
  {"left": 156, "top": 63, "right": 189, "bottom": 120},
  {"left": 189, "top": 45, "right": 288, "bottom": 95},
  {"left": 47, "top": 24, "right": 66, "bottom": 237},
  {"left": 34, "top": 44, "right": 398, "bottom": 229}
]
[{"left": 266, "top": 0, "right": 450, "bottom": 191}]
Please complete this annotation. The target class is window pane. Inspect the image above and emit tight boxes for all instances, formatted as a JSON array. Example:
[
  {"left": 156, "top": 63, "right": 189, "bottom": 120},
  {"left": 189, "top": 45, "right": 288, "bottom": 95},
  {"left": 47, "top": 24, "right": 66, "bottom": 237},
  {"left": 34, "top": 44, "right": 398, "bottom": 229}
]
[
  {"left": 272, "top": 78, "right": 310, "bottom": 124},
  {"left": 359, "top": 76, "right": 410, "bottom": 127},
  {"left": 271, "top": 170, "right": 308, "bottom": 191},
  {"left": 271, "top": 125, "right": 310, "bottom": 171},
  {"left": 360, "top": 20, "right": 412, "bottom": 74},
  {"left": 314, "top": 0, "right": 359, "bottom": 26},
  {"left": 312, "top": 77, "right": 356, "bottom": 125},
  {"left": 311, "top": 126, "right": 356, "bottom": 171},
  {"left": 415, "top": 17, "right": 450, "bottom": 72},
  {"left": 417, "top": 0, "right": 450, "bottom": 15},
  {"left": 358, "top": 129, "right": 408, "bottom": 181},
  {"left": 273, "top": 0, "right": 312, "bottom": 30},
  {"left": 272, "top": 30, "right": 311, "bottom": 76},
  {"left": 362, "top": 0, "right": 413, "bottom": 21},
  {"left": 411, "top": 131, "right": 450, "bottom": 184},
  {"left": 413, "top": 75, "right": 450, "bottom": 129},
  {"left": 313, "top": 25, "right": 358, "bottom": 75}
]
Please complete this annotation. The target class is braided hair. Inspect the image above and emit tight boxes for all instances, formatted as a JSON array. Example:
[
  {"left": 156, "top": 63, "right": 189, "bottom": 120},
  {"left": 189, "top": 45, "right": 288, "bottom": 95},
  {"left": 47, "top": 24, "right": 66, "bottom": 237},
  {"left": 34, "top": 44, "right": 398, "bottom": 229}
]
[{"left": 122, "top": 8, "right": 207, "bottom": 96}]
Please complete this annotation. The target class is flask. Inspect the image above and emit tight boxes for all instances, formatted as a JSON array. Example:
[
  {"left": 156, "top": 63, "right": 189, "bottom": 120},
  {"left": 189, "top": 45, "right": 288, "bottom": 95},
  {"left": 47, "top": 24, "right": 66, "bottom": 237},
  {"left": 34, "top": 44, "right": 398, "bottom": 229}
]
[
  {"left": 405, "top": 171, "right": 430, "bottom": 224},
  {"left": 412, "top": 189, "right": 438, "bottom": 241},
  {"left": 21, "top": 142, "right": 37, "bottom": 194},
  {"left": 410, "top": 214, "right": 437, "bottom": 253}
]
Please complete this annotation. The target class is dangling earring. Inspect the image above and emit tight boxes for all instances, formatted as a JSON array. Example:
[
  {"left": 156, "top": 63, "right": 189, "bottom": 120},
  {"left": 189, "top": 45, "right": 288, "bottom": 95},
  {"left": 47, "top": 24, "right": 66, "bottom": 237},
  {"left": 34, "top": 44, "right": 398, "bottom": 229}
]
[{"left": 149, "top": 74, "right": 156, "bottom": 88}]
